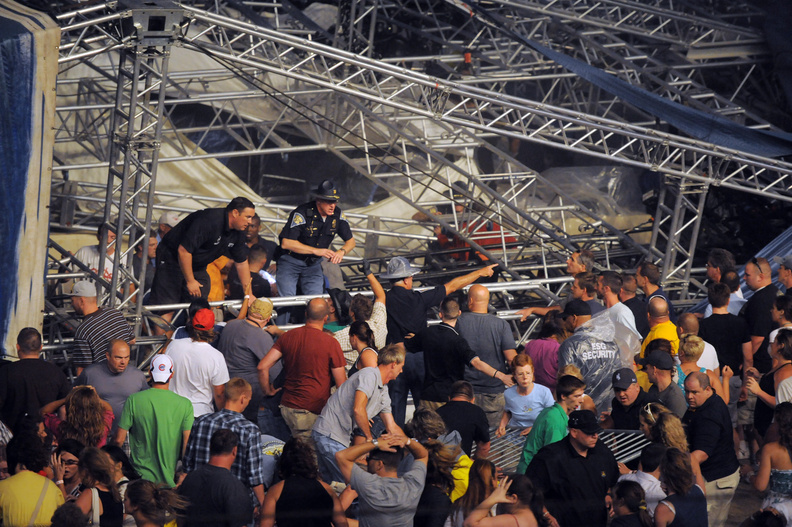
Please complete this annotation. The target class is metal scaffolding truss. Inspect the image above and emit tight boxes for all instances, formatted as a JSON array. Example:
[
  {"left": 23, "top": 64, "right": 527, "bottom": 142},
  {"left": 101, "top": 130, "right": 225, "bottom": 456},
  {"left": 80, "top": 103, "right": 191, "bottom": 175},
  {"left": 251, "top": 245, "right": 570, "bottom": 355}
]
[{"left": 40, "top": 0, "right": 792, "bottom": 350}]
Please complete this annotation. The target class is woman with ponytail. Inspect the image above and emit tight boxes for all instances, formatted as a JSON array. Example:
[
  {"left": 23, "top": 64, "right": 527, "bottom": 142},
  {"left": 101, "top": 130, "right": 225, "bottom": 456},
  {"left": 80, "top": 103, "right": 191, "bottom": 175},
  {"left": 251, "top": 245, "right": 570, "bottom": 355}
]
[
  {"left": 124, "top": 479, "right": 185, "bottom": 527},
  {"left": 73, "top": 447, "right": 124, "bottom": 526},
  {"left": 611, "top": 480, "right": 652, "bottom": 527},
  {"left": 346, "top": 321, "right": 378, "bottom": 376}
]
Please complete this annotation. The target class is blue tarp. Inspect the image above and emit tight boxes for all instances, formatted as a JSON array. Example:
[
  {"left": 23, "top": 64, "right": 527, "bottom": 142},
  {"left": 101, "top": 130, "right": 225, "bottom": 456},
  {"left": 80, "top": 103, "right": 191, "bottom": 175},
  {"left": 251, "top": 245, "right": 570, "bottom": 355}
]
[
  {"left": 0, "top": 14, "right": 33, "bottom": 352},
  {"left": 465, "top": 1, "right": 792, "bottom": 158}
]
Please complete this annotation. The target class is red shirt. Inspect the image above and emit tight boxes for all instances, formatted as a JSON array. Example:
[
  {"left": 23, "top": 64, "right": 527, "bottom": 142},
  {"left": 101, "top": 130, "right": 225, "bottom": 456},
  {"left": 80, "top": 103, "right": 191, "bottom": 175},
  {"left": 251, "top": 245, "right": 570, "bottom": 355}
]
[{"left": 274, "top": 325, "right": 346, "bottom": 414}]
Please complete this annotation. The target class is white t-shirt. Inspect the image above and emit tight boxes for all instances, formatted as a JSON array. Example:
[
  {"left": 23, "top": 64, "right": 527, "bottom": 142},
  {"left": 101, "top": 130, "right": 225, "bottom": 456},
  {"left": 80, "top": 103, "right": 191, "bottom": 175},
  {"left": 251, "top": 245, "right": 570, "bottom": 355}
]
[
  {"left": 697, "top": 341, "right": 720, "bottom": 372},
  {"left": 166, "top": 339, "right": 230, "bottom": 416},
  {"left": 73, "top": 244, "right": 127, "bottom": 285}
]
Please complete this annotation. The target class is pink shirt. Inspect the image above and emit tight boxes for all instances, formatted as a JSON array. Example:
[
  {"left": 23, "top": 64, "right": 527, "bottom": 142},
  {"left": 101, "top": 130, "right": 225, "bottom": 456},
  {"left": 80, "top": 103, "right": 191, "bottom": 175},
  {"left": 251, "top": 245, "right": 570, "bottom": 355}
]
[
  {"left": 524, "top": 338, "right": 560, "bottom": 393},
  {"left": 44, "top": 409, "right": 114, "bottom": 447}
]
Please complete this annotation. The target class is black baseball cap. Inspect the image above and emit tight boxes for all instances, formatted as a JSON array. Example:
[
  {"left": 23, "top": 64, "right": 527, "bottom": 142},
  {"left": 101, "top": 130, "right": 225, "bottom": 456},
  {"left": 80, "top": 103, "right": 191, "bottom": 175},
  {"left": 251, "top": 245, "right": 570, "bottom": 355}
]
[
  {"left": 559, "top": 299, "right": 592, "bottom": 319},
  {"left": 611, "top": 368, "right": 638, "bottom": 390},
  {"left": 637, "top": 350, "right": 674, "bottom": 371},
  {"left": 568, "top": 410, "right": 603, "bottom": 435}
]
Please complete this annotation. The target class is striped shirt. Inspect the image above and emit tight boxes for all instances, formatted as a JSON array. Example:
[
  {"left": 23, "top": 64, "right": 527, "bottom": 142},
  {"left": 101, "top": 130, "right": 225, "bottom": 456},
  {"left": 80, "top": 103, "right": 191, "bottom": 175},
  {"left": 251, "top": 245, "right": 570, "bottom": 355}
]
[{"left": 72, "top": 308, "right": 134, "bottom": 367}]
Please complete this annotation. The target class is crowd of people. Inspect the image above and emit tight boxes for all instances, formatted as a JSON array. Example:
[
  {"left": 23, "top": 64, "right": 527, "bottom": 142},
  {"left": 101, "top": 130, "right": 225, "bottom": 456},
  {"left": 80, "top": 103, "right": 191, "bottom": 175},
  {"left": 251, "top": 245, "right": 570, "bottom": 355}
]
[{"left": 5, "top": 186, "right": 792, "bottom": 527}]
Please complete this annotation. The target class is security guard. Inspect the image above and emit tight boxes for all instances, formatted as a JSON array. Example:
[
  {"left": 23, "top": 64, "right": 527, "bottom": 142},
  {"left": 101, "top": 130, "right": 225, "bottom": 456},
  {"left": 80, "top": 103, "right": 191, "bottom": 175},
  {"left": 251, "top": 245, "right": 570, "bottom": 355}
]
[{"left": 276, "top": 180, "right": 355, "bottom": 300}]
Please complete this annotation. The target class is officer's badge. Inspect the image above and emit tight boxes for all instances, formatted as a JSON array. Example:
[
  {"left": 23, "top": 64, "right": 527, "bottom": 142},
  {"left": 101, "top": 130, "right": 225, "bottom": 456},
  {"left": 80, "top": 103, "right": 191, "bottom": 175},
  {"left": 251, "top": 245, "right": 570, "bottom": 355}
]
[
  {"left": 331, "top": 219, "right": 337, "bottom": 229},
  {"left": 291, "top": 213, "right": 306, "bottom": 228}
]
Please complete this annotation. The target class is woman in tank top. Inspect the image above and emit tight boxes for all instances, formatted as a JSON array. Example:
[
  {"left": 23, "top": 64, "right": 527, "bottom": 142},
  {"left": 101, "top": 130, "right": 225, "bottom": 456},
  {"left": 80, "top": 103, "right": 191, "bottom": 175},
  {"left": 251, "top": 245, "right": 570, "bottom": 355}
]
[
  {"left": 74, "top": 447, "right": 124, "bottom": 527},
  {"left": 654, "top": 448, "right": 707, "bottom": 527},
  {"left": 347, "top": 321, "right": 379, "bottom": 377},
  {"left": 261, "top": 437, "right": 346, "bottom": 527}
]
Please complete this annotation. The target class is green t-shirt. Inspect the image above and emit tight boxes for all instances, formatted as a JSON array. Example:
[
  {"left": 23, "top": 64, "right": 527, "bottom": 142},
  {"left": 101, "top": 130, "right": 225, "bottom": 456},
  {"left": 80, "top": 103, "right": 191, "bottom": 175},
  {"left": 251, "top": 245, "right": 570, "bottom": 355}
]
[
  {"left": 118, "top": 388, "right": 194, "bottom": 487},
  {"left": 516, "top": 403, "right": 568, "bottom": 473}
]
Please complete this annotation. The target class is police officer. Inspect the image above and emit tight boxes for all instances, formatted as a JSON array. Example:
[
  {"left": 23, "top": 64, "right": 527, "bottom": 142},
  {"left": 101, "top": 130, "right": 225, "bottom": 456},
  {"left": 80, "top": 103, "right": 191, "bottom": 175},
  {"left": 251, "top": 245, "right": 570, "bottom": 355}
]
[
  {"left": 149, "top": 197, "right": 255, "bottom": 329},
  {"left": 276, "top": 180, "right": 355, "bottom": 301}
]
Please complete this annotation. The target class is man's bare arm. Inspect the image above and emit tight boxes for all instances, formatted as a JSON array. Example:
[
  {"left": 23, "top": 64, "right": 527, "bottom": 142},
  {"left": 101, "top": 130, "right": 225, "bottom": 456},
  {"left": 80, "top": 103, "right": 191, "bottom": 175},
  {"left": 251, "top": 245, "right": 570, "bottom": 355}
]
[{"left": 444, "top": 264, "right": 498, "bottom": 296}]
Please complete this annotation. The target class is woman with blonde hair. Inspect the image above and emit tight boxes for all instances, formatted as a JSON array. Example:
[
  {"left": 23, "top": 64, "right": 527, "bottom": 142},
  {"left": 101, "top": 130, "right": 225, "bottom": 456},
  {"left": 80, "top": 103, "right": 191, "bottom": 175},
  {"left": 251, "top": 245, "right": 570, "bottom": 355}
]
[
  {"left": 73, "top": 447, "right": 124, "bottom": 526},
  {"left": 41, "top": 385, "right": 114, "bottom": 447},
  {"left": 677, "top": 335, "right": 731, "bottom": 404},
  {"left": 638, "top": 403, "right": 688, "bottom": 453}
]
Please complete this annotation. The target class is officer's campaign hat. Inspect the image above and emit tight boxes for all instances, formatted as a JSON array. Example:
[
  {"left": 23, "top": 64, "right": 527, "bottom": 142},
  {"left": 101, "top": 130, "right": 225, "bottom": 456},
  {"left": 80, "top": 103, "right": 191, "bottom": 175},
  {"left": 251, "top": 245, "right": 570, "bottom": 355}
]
[{"left": 312, "top": 180, "right": 340, "bottom": 202}]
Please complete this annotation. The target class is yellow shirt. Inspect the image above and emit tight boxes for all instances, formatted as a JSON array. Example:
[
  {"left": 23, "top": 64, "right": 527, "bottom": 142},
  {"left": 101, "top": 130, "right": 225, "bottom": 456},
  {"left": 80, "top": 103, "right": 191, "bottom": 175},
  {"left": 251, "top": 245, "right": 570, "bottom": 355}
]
[
  {"left": 638, "top": 320, "right": 679, "bottom": 391},
  {"left": 0, "top": 471, "right": 64, "bottom": 527},
  {"left": 640, "top": 320, "right": 679, "bottom": 357}
]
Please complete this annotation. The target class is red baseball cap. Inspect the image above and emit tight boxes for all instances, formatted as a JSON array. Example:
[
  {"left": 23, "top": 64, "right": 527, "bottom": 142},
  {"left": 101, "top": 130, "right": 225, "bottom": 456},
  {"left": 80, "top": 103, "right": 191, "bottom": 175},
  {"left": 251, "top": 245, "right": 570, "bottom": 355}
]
[{"left": 192, "top": 308, "right": 215, "bottom": 331}]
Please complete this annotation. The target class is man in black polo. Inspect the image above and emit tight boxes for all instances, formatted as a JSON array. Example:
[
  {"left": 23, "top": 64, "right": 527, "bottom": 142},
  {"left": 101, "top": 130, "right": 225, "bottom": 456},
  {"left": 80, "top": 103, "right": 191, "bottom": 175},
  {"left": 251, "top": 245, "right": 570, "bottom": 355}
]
[
  {"left": 525, "top": 410, "right": 619, "bottom": 527},
  {"left": 683, "top": 371, "right": 740, "bottom": 527},
  {"left": 276, "top": 180, "right": 355, "bottom": 301},
  {"left": 406, "top": 297, "right": 512, "bottom": 410},
  {"left": 600, "top": 368, "right": 656, "bottom": 430},
  {"left": 149, "top": 197, "right": 255, "bottom": 327}
]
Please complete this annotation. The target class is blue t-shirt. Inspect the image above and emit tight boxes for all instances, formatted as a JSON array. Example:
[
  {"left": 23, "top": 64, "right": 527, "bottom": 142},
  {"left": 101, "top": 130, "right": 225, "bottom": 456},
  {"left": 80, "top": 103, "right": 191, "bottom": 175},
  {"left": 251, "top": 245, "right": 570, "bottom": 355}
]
[{"left": 504, "top": 383, "right": 555, "bottom": 428}]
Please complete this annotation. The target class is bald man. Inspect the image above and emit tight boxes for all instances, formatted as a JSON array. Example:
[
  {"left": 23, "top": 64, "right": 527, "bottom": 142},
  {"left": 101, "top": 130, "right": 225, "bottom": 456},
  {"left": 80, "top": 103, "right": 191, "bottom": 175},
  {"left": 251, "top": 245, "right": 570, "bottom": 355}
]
[
  {"left": 457, "top": 284, "right": 517, "bottom": 427},
  {"left": 640, "top": 297, "right": 679, "bottom": 358}
]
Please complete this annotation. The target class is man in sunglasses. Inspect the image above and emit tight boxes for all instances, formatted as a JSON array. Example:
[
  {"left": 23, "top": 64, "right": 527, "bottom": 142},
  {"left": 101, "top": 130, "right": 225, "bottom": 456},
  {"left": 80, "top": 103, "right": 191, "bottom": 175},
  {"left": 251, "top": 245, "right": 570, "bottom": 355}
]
[{"left": 525, "top": 410, "right": 619, "bottom": 527}]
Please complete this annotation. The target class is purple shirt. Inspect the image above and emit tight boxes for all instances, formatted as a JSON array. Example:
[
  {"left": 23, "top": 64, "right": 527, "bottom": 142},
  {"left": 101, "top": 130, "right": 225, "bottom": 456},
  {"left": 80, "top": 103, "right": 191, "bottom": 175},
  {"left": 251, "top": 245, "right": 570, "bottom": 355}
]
[{"left": 524, "top": 338, "right": 560, "bottom": 393}]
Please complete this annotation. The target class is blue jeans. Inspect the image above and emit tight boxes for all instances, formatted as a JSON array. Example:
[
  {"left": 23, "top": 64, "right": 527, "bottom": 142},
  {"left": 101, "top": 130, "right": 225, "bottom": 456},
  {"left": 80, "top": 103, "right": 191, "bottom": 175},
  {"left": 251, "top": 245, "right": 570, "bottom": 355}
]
[
  {"left": 275, "top": 254, "right": 325, "bottom": 323},
  {"left": 257, "top": 407, "right": 291, "bottom": 442},
  {"left": 311, "top": 430, "right": 347, "bottom": 484},
  {"left": 276, "top": 254, "right": 325, "bottom": 296},
  {"left": 387, "top": 351, "right": 424, "bottom": 427}
]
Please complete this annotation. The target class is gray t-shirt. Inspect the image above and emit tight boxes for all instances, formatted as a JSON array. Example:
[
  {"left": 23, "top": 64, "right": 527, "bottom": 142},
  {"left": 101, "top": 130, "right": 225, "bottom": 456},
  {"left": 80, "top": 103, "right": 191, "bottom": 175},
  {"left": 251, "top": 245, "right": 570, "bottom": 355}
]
[
  {"left": 313, "top": 367, "right": 391, "bottom": 445},
  {"left": 457, "top": 312, "right": 516, "bottom": 394},
  {"left": 648, "top": 381, "right": 687, "bottom": 418},
  {"left": 217, "top": 319, "right": 280, "bottom": 410},
  {"left": 350, "top": 460, "right": 427, "bottom": 527},
  {"left": 76, "top": 362, "right": 149, "bottom": 431}
]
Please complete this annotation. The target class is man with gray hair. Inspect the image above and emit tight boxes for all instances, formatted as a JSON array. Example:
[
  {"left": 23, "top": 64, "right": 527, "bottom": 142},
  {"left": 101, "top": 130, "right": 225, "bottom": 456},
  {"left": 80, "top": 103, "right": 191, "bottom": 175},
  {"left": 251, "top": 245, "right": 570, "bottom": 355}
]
[{"left": 312, "top": 344, "right": 406, "bottom": 484}]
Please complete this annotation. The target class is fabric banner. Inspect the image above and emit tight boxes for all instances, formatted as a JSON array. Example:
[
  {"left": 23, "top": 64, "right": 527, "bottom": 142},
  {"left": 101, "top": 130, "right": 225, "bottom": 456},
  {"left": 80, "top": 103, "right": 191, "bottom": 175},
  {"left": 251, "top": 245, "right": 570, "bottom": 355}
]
[{"left": 0, "top": 1, "right": 59, "bottom": 356}]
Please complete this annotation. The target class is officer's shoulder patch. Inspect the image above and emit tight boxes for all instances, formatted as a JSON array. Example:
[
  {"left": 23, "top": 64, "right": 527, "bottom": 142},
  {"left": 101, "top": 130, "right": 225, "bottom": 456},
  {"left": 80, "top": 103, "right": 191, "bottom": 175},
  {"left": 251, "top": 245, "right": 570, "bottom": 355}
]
[
  {"left": 291, "top": 213, "right": 306, "bottom": 227},
  {"left": 339, "top": 213, "right": 348, "bottom": 222}
]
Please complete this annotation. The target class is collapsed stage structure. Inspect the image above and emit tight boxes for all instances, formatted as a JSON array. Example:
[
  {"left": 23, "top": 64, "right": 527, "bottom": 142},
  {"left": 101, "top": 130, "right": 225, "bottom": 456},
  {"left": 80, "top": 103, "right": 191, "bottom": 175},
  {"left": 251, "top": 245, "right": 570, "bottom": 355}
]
[{"left": 14, "top": 0, "right": 792, "bottom": 361}]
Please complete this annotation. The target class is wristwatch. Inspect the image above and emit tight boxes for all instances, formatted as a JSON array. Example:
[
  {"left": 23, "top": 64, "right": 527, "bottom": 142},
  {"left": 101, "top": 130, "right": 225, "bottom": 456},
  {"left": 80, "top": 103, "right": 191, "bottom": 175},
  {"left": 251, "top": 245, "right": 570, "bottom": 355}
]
[{"left": 371, "top": 437, "right": 379, "bottom": 448}]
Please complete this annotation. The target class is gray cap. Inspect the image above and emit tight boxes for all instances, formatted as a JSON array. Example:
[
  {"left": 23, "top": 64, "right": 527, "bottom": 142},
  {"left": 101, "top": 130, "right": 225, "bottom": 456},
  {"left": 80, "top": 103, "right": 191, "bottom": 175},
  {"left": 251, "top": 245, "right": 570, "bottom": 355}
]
[
  {"left": 66, "top": 281, "right": 97, "bottom": 298},
  {"left": 380, "top": 256, "right": 421, "bottom": 280},
  {"left": 773, "top": 255, "right": 792, "bottom": 269}
]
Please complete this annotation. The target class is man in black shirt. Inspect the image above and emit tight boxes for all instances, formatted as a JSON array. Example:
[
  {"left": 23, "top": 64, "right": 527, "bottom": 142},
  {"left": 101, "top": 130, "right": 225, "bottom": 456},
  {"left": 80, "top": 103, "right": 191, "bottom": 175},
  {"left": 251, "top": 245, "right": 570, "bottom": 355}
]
[
  {"left": 383, "top": 256, "right": 496, "bottom": 426},
  {"left": 741, "top": 257, "right": 779, "bottom": 374},
  {"left": 619, "top": 273, "right": 650, "bottom": 337},
  {"left": 600, "top": 368, "right": 656, "bottom": 430},
  {"left": 0, "top": 328, "right": 70, "bottom": 432},
  {"left": 179, "top": 429, "right": 254, "bottom": 527},
  {"left": 699, "top": 282, "right": 751, "bottom": 420},
  {"left": 525, "top": 410, "right": 619, "bottom": 527},
  {"left": 683, "top": 371, "right": 740, "bottom": 527},
  {"left": 406, "top": 297, "right": 510, "bottom": 409},
  {"left": 150, "top": 197, "right": 254, "bottom": 326},
  {"left": 436, "top": 381, "right": 490, "bottom": 458}
]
